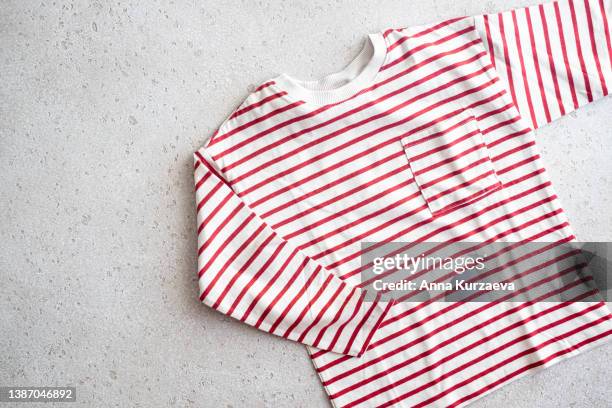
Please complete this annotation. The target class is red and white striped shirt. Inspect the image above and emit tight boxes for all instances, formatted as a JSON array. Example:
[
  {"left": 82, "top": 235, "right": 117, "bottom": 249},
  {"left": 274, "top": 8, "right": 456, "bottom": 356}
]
[{"left": 194, "top": 0, "right": 612, "bottom": 406}]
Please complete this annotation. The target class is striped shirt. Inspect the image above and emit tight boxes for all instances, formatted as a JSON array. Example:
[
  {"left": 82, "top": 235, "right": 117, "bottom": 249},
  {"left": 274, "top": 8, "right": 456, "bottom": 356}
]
[{"left": 194, "top": 0, "right": 612, "bottom": 406}]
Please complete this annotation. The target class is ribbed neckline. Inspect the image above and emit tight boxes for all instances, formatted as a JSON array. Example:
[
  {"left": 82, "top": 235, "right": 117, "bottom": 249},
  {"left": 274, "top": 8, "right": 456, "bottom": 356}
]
[{"left": 273, "top": 33, "right": 387, "bottom": 106}]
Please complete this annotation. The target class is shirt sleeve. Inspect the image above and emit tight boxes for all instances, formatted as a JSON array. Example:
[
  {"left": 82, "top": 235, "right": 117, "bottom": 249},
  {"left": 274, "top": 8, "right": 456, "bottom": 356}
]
[
  {"left": 193, "top": 146, "right": 393, "bottom": 357},
  {"left": 473, "top": 0, "right": 612, "bottom": 129}
]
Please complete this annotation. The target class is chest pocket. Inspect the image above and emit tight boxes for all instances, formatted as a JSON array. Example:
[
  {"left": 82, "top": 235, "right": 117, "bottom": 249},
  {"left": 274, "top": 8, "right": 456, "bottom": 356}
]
[{"left": 401, "top": 107, "right": 502, "bottom": 217}]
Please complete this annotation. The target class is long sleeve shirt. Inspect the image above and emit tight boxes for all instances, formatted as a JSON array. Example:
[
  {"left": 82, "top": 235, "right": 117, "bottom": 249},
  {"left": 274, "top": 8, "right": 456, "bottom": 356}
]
[{"left": 193, "top": 0, "right": 612, "bottom": 406}]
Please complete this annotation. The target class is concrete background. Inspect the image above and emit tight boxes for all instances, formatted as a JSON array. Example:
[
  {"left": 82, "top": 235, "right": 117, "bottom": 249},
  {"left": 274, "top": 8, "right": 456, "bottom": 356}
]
[{"left": 1, "top": 0, "right": 610, "bottom": 406}]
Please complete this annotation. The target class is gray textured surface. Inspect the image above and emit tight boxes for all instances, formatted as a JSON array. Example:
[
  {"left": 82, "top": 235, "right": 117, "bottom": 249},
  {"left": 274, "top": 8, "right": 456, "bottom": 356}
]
[{"left": 1, "top": 0, "right": 610, "bottom": 407}]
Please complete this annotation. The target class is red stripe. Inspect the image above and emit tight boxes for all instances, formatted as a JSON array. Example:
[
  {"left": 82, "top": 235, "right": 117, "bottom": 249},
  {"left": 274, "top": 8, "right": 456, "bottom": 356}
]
[
  {"left": 254, "top": 81, "right": 275, "bottom": 92},
  {"left": 568, "top": 0, "right": 594, "bottom": 102},
  {"left": 213, "top": 230, "right": 276, "bottom": 309},
  {"left": 263, "top": 259, "right": 315, "bottom": 331},
  {"left": 254, "top": 257, "right": 309, "bottom": 328},
  {"left": 326, "top": 291, "right": 367, "bottom": 353},
  {"left": 311, "top": 287, "right": 358, "bottom": 348},
  {"left": 599, "top": 0, "right": 612, "bottom": 66},
  {"left": 583, "top": 0, "right": 609, "bottom": 95},
  {"left": 197, "top": 195, "right": 241, "bottom": 252},
  {"left": 241, "top": 247, "right": 299, "bottom": 322},
  {"left": 382, "top": 25, "right": 476, "bottom": 71},
  {"left": 431, "top": 181, "right": 502, "bottom": 215},
  {"left": 484, "top": 14, "right": 496, "bottom": 68},
  {"left": 199, "top": 216, "right": 261, "bottom": 297},
  {"left": 368, "top": 238, "right": 578, "bottom": 328},
  {"left": 382, "top": 28, "right": 395, "bottom": 38},
  {"left": 229, "top": 91, "right": 287, "bottom": 120},
  {"left": 210, "top": 100, "right": 305, "bottom": 146},
  {"left": 341, "top": 175, "right": 550, "bottom": 285},
  {"left": 402, "top": 112, "right": 474, "bottom": 148},
  {"left": 481, "top": 114, "right": 522, "bottom": 137},
  {"left": 196, "top": 179, "right": 222, "bottom": 213},
  {"left": 194, "top": 171, "right": 211, "bottom": 192},
  {"left": 526, "top": 7, "right": 553, "bottom": 124},
  {"left": 387, "top": 35, "right": 409, "bottom": 53},
  {"left": 512, "top": 9, "right": 539, "bottom": 127},
  {"left": 408, "top": 129, "right": 480, "bottom": 162},
  {"left": 297, "top": 281, "right": 346, "bottom": 343},
  {"left": 282, "top": 273, "right": 334, "bottom": 339},
  {"left": 414, "top": 144, "right": 488, "bottom": 178},
  {"left": 342, "top": 280, "right": 589, "bottom": 398},
  {"left": 357, "top": 298, "right": 394, "bottom": 356},
  {"left": 498, "top": 12, "right": 519, "bottom": 108},
  {"left": 490, "top": 139, "right": 535, "bottom": 161},
  {"left": 496, "top": 153, "right": 540, "bottom": 175},
  {"left": 224, "top": 236, "right": 284, "bottom": 315},
  {"left": 342, "top": 293, "right": 381, "bottom": 355},
  {"left": 427, "top": 170, "right": 499, "bottom": 203},
  {"left": 539, "top": 3, "right": 567, "bottom": 116},
  {"left": 268, "top": 156, "right": 407, "bottom": 225},
  {"left": 387, "top": 17, "right": 466, "bottom": 52},
  {"left": 366, "top": 290, "right": 592, "bottom": 404},
  {"left": 430, "top": 180, "right": 502, "bottom": 217},
  {"left": 370, "top": 218, "right": 574, "bottom": 303},
  {"left": 554, "top": 0, "right": 580, "bottom": 109}
]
